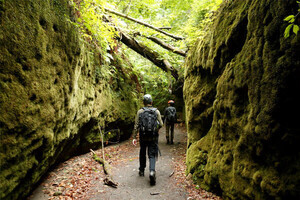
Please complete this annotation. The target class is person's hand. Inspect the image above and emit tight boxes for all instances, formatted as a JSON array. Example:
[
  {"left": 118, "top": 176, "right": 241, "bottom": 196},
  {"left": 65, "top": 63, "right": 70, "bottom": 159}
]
[{"left": 132, "top": 139, "right": 137, "bottom": 146}]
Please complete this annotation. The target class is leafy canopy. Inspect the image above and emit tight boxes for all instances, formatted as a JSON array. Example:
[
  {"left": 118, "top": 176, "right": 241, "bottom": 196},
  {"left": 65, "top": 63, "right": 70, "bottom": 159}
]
[
  {"left": 107, "top": 0, "right": 222, "bottom": 107},
  {"left": 70, "top": 0, "right": 223, "bottom": 108}
]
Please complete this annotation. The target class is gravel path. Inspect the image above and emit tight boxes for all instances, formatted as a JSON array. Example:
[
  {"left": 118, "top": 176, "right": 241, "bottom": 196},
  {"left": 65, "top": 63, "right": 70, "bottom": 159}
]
[
  {"left": 28, "top": 125, "right": 210, "bottom": 200},
  {"left": 89, "top": 125, "right": 187, "bottom": 200}
]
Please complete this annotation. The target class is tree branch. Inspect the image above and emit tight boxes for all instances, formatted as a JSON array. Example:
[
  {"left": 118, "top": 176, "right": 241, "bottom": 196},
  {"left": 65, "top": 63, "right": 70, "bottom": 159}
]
[
  {"left": 159, "top": 27, "right": 172, "bottom": 30},
  {"left": 90, "top": 149, "right": 118, "bottom": 188},
  {"left": 104, "top": 7, "right": 184, "bottom": 40},
  {"left": 146, "top": 36, "right": 186, "bottom": 57}
]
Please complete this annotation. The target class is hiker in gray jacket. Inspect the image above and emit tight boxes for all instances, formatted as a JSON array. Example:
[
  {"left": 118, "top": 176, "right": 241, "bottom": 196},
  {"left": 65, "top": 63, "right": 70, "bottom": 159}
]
[{"left": 132, "top": 94, "right": 163, "bottom": 185}]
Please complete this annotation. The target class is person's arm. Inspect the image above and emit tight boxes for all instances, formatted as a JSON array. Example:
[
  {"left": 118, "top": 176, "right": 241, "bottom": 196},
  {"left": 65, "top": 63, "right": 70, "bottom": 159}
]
[{"left": 156, "top": 110, "right": 163, "bottom": 129}]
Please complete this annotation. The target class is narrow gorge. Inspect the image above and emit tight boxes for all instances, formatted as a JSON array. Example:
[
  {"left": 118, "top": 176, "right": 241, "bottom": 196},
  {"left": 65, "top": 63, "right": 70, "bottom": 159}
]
[{"left": 0, "top": 0, "right": 299, "bottom": 200}]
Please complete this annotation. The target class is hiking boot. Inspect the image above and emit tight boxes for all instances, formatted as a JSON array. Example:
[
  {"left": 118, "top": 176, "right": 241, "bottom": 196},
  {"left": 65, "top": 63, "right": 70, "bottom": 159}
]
[
  {"left": 170, "top": 141, "right": 174, "bottom": 145},
  {"left": 139, "top": 170, "right": 144, "bottom": 176},
  {"left": 166, "top": 140, "right": 169, "bottom": 144},
  {"left": 149, "top": 170, "right": 156, "bottom": 185}
]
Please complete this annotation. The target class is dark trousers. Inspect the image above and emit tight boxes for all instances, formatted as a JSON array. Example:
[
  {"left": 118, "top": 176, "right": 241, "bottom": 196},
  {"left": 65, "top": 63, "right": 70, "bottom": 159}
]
[
  {"left": 139, "top": 139, "right": 158, "bottom": 172},
  {"left": 166, "top": 123, "right": 174, "bottom": 142}
]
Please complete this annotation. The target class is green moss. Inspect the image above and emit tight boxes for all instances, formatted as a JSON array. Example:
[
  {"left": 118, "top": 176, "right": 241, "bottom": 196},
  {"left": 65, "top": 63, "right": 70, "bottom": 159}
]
[
  {"left": 184, "top": 0, "right": 299, "bottom": 199},
  {"left": 0, "top": 0, "right": 140, "bottom": 199},
  {"left": 186, "top": 141, "right": 208, "bottom": 181},
  {"left": 252, "top": 171, "right": 262, "bottom": 184}
]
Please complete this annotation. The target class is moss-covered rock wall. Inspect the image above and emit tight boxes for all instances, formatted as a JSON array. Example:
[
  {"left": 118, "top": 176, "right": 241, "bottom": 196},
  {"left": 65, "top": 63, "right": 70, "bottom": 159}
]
[
  {"left": 0, "top": 1, "right": 140, "bottom": 199},
  {"left": 184, "top": 0, "right": 299, "bottom": 199}
]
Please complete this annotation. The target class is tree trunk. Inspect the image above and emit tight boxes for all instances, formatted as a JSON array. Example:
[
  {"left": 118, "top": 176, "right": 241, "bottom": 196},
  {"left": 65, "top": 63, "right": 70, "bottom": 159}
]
[
  {"left": 102, "top": 15, "right": 179, "bottom": 79},
  {"left": 117, "top": 31, "right": 179, "bottom": 79}
]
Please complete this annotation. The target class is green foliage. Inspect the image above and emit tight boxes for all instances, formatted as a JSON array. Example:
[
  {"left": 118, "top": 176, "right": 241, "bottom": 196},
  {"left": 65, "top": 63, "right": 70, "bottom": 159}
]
[
  {"left": 105, "top": 0, "right": 221, "bottom": 109},
  {"left": 181, "top": 0, "right": 223, "bottom": 46},
  {"left": 283, "top": 1, "right": 300, "bottom": 38},
  {"left": 108, "top": 0, "right": 189, "bottom": 66},
  {"left": 107, "top": 0, "right": 222, "bottom": 65},
  {"left": 70, "top": 0, "right": 222, "bottom": 110},
  {"left": 121, "top": 44, "right": 173, "bottom": 110},
  {"left": 69, "top": 0, "right": 118, "bottom": 61}
]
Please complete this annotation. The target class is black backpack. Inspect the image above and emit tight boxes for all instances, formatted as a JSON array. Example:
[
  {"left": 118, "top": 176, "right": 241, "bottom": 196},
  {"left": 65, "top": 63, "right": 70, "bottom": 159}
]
[
  {"left": 138, "top": 107, "right": 158, "bottom": 136},
  {"left": 166, "top": 107, "right": 176, "bottom": 123}
]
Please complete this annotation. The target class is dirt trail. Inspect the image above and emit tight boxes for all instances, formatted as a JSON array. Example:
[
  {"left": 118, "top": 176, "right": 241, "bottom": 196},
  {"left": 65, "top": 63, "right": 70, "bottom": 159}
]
[
  {"left": 29, "top": 125, "right": 221, "bottom": 200},
  {"left": 88, "top": 125, "right": 188, "bottom": 200}
]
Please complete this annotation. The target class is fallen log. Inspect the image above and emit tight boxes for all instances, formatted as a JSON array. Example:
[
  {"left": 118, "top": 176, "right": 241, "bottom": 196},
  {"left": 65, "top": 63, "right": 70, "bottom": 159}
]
[
  {"left": 117, "top": 31, "right": 179, "bottom": 79},
  {"left": 102, "top": 15, "right": 179, "bottom": 79}
]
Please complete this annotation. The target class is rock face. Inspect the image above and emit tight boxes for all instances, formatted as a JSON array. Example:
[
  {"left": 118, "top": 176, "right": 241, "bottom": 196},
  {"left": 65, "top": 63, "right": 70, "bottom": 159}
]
[
  {"left": 184, "top": 0, "right": 299, "bottom": 199},
  {"left": 0, "top": 1, "right": 140, "bottom": 199}
]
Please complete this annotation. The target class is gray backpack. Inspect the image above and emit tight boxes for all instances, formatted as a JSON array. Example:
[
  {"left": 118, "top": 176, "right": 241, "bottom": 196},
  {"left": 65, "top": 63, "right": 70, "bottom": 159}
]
[{"left": 166, "top": 107, "right": 176, "bottom": 123}]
